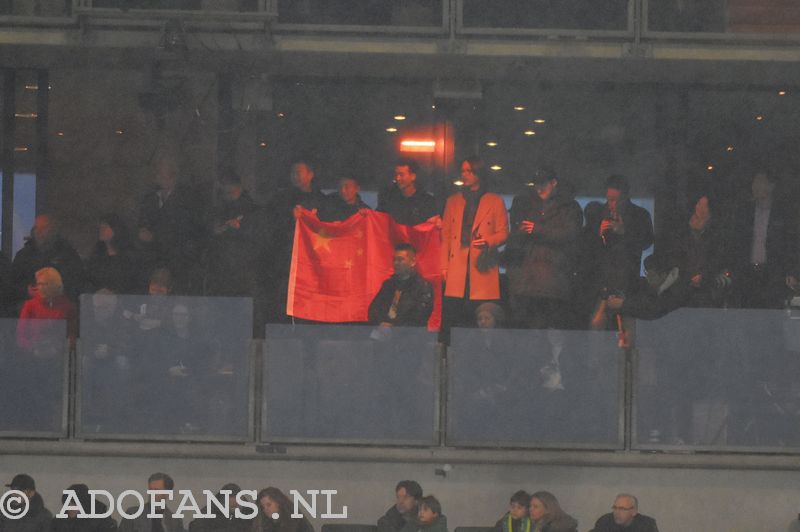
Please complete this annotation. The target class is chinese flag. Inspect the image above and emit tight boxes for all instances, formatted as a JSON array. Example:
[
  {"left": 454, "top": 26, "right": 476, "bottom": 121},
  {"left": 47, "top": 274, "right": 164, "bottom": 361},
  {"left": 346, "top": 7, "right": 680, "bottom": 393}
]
[{"left": 287, "top": 209, "right": 442, "bottom": 330}]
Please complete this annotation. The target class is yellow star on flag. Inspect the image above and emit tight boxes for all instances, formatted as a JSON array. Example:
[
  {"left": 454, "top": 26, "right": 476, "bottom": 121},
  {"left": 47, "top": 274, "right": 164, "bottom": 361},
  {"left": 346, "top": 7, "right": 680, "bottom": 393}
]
[{"left": 312, "top": 228, "right": 334, "bottom": 252}]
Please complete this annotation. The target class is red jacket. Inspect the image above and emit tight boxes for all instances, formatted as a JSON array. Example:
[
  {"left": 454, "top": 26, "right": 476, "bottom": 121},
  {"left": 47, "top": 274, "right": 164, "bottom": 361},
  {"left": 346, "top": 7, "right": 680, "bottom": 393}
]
[{"left": 17, "top": 295, "right": 76, "bottom": 354}]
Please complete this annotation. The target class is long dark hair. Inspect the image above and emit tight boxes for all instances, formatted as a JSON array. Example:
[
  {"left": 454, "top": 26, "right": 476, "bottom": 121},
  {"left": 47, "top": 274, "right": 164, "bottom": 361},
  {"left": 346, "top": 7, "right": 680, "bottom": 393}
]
[{"left": 530, "top": 491, "right": 567, "bottom": 525}]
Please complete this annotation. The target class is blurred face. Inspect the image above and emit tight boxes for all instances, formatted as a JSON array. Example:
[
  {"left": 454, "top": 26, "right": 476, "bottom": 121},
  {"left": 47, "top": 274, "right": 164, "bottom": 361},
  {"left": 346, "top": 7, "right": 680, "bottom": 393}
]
[
  {"left": 529, "top": 498, "right": 546, "bottom": 522},
  {"left": 752, "top": 172, "right": 774, "bottom": 201},
  {"left": 36, "top": 273, "right": 61, "bottom": 300},
  {"left": 156, "top": 160, "right": 178, "bottom": 192},
  {"left": 612, "top": 496, "right": 637, "bottom": 526},
  {"left": 395, "top": 165, "right": 417, "bottom": 193},
  {"left": 395, "top": 488, "right": 416, "bottom": 514},
  {"left": 291, "top": 163, "right": 314, "bottom": 191},
  {"left": 477, "top": 310, "right": 496, "bottom": 329},
  {"left": 339, "top": 178, "right": 360, "bottom": 205},
  {"left": 260, "top": 496, "right": 280, "bottom": 518},
  {"left": 172, "top": 304, "right": 190, "bottom": 329},
  {"left": 417, "top": 505, "right": 437, "bottom": 526},
  {"left": 32, "top": 215, "right": 54, "bottom": 247},
  {"left": 461, "top": 161, "right": 480, "bottom": 189},
  {"left": 92, "top": 294, "right": 118, "bottom": 323},
  {"left": 393, "top": 249, "right": 416, "bottom": 279},
  {"left": 536, "top": 179, "right": 557, "bottom": 201},
  {"left": 509, "top": 501, "right": 528, "bottom": 520},
  {"left": 149, "top": 282, "right": 170, "bottom": 296},
  {"left": 99, "top": 222, "right": 114, "bottom": 243},
  {"left": 606, "top": 187, "right": 625, "bottom": 213},
  {"left": 148, "top": 479, "right": 169, "bottom": 503}
]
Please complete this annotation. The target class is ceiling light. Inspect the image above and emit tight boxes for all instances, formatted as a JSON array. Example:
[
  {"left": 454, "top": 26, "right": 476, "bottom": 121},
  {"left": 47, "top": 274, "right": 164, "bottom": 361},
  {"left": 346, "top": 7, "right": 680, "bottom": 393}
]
[
  {"left": 393, "top": 115, "right": 406, "bottom": 121},
  {"left": 523, "top": 130, "right": 536, "bottom": 136},
  {"left": 386, "top": 127, "right": 398, "bottom": 133},
  {"left": 485, "top": 141, "right": 498, "bottom": 147},
  {"left": 513, "top": 106, "right": 526, "bottom": 111},
  {"left": 490, "top": 165, "right": 502, "bottom": 171},
  {"left": 533, "top": 119, "right": 546, "bottom": 124}
]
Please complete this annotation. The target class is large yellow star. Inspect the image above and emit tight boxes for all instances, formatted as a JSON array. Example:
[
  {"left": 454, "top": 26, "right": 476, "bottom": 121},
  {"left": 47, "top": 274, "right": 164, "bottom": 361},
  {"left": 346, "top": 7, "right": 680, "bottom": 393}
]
[{"left": 312, "top": 228, "right": 334, "bottom": 252}]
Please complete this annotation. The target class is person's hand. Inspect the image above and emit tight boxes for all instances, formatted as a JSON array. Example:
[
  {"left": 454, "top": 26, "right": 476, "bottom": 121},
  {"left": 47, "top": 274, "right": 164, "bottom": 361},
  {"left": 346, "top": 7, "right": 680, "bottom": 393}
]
[
  {"left": 690, "top": 273, "right": 703, "bottom": 288},
  {"left": 380, "top": 322, "right": 393, "bottom": 328},
  {"left": 425, "top": 215, "right": 442, "bottom": 228},
  {"left": 358, "top": 208, "right": 370, "bottom": 216},
  {"left": 787, "top": 275, "right": 799, "bottom": 291},
  {"left": 472, "top": 237, "right": 488, "bottom": 248},
  {"left": 227, "top": 216, "right": 242, "bottom": 230},
  {"left": 607, "top": 295, "right": 625, "bottom": 310},
  {"left": 520, "top": 220, "right": 535, "bottom": 234},
  {"left": 293, "top": 205, "right": 303, "bottom": 219},
  {"left": 715, "top": 271, "right": 733, "bottom": 289}
]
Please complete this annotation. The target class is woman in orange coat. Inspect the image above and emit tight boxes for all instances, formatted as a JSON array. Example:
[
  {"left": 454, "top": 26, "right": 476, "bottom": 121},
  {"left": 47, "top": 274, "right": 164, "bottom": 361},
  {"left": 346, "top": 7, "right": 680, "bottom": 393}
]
[{"left": 441, "top": 157, "right": 509, "bottom": 333}]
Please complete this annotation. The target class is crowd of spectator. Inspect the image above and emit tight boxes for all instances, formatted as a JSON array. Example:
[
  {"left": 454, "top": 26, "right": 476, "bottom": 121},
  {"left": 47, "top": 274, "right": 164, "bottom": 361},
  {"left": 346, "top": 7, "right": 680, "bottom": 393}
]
[{"left": 0, "top": 153, "right": 797, "bottom": 347}]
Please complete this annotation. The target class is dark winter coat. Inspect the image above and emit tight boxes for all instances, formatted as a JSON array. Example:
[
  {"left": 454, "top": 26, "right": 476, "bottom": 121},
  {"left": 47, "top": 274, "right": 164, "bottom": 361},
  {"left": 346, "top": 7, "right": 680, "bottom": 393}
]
[
  {"left": 590, "top": 512, "right": 658, "bottom": 532},
  {"left": 506, "top": 184, "right": 582, "bottom": 301},
  {"left": 368, "top": 271, "right": 433, "bottom": 327}
]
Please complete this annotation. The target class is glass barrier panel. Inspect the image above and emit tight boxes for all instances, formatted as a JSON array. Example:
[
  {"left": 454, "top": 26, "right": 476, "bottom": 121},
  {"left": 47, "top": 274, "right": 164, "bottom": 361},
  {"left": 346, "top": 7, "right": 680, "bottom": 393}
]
[
  {"left": 263, "top": 324, "right": 438, "bottom": 443},
  {"left": 646, "top": 0, "right": 800, "bottom": 35},
  {"left": 88, "top": 0, "right": 260, "bottom": 12},
  {"left": 0, "top": 318, "right": 67, "bottom": 435},
  {"left": 447, "top": 327, "right": 622, "bottom": 447},
  {"left": 277, "top": 0, "right": 442, "bottom": 26},
  {"left": 461, "top": 0, "right": 629, "bottom": 31},
  {"left": 78, "top": 294, "right": 253, "bottom": 439},
  {"left": 634, "top": 308, "right": 800, "bottom": 450}
]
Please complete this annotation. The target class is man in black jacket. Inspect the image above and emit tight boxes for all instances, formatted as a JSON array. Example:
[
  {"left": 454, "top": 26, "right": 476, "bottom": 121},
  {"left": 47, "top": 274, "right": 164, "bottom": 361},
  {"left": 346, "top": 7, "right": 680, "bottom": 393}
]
[
  {"left": 0, "top": 474, "right": 52, "bottom": 532},
  {"left": 368, "top": 244, "right": 433, "bottom": 327},
  {"left": 377, "top": 481, "right": 423, "bottom": 532},
  {"left": 590, "top": 494, "right": 658, "bottom": 532}
]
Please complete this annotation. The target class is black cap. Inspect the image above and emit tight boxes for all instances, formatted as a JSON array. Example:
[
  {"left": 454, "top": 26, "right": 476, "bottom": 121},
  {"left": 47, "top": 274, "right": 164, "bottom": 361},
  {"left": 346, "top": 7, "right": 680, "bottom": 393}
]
[
  {"left": 219, "top": 483, "right": 241, "bottom": 494},
  {"left": 6, "top": 474, "right": 35, "bottom": 491},
  {"left": 526, "top": 166, "right": 557, "bottom": 188}
]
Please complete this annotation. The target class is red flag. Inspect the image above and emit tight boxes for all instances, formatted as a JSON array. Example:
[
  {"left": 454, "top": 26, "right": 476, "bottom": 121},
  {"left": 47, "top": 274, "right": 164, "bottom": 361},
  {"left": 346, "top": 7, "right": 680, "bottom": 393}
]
[{"left": 287, "top": 209, "right": 442, "bottom": 330}]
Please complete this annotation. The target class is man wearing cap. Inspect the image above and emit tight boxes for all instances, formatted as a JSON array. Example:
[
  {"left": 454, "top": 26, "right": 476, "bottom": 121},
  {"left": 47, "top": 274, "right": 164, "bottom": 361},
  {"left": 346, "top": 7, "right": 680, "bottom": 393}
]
[
  {"left": 189, "top": 484, "right": 249, "bottom": 532},
  {"left": 506, "top": 167, "right": 582, "bottom": 330},
  {"left": 377, "top": 480, "right": 423, "bottom": 532},
  {"left": 118, "top": 473, "right": 184, "bottom": 532},
  {"left": 590, "top": 494, "right": 658, "bottom": 532},
  {"left": 1, "top": 474, "right": 52, "bottom": 532}
]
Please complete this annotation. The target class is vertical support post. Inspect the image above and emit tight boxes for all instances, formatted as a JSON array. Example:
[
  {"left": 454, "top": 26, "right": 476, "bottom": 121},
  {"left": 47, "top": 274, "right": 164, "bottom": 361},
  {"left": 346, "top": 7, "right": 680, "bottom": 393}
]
[{"left": 1, "top": 69, "right": 16, "bottom": 258}]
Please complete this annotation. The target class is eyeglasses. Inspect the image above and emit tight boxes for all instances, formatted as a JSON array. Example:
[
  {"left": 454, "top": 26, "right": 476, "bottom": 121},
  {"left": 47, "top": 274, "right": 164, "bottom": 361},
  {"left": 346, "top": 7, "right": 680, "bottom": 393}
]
[{"left": 612, "top": 506, "right": 635, "bottom": 512}]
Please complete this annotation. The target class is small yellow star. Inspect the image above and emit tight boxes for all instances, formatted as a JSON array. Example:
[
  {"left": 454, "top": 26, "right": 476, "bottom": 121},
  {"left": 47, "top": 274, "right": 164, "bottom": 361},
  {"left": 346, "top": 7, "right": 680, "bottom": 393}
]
[{"left": 344, "top": 259, "right": 354, "bottom": 269}]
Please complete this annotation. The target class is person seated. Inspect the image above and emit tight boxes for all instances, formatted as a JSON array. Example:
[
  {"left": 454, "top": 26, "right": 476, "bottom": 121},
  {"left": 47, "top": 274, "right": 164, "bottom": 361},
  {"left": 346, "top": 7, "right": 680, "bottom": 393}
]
[
  {"left": 493, "top": 490, "right": 531, "bottom": 532},
  {"left": 253, "top": 487, "right": 313, "bottom": 532},
  {"left": 3, "top": 474, "right": 52, "bottom": 532},
  {"left": 53, "top": 483, "right": 116, "bottom": 532},
  {"left": 378, "top": 480, "right": 423, "bottom": 532},
  {"left": 529, "top": 491, "right": 577, "bottom": 532},
  {"left": 605, "top": 253, "right": 689, "bottom": 321},
  {"left": 17, "top": 266, "right": 77, "bottom": 355},
  {"left": 590, "top": 494, "right": 658, "bottom": 532},
  {"left": 318, "top": 176, "right": 371, "bottom": 222},
  {"left": 189, "top": 483, "right": 250, "bottom": 532},
  {"left": 369, "top": 243, "right": 433, "bottom": 327},
  {"left": 402, "top": 495, "right": 447, "bottom": 532}
]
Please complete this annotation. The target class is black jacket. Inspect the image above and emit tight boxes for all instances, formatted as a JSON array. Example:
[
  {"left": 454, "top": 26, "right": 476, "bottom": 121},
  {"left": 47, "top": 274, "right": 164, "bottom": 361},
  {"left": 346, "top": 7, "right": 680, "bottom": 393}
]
[
  {"left": 318, "top": 194, "right": 371, "bottom": 222},
  {"left": 368, "top": 271, "right": 433, "bottom": 326},
  {"left": 11, "top": 236, "right": 85, "bottom": 304},
  {"left": 377, "top": 506, "right": 416, "bottom": 532},
  {"left": 0, "top": 493, "right": 52, "bottom": 532},
  {"left": 377, "top": 188, "right": 439, "bottom": 226},
  {"left": 590, "top": 513, "right": 658, "bottom": 532}
]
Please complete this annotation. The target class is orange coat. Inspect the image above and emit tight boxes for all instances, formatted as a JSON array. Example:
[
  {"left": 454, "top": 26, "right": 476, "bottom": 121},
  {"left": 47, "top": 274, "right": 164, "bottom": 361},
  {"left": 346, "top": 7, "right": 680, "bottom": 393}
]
[{"left": 441, "top": 191, "right": 509, "bottom": 300}]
